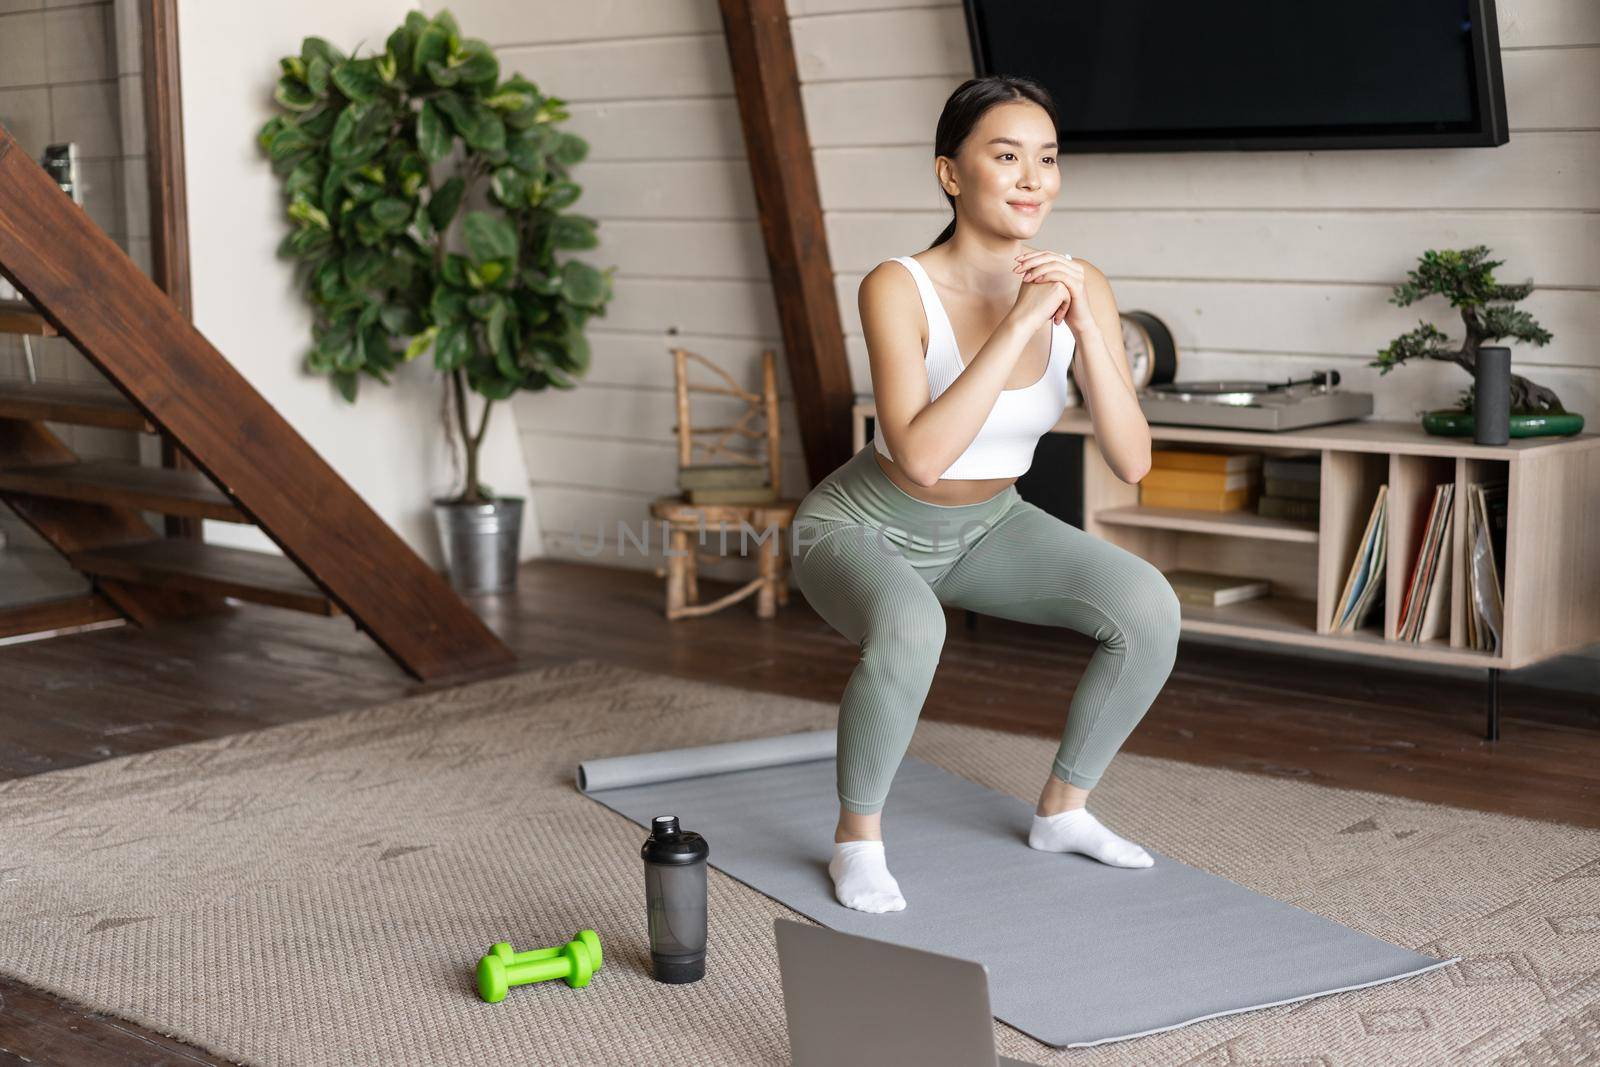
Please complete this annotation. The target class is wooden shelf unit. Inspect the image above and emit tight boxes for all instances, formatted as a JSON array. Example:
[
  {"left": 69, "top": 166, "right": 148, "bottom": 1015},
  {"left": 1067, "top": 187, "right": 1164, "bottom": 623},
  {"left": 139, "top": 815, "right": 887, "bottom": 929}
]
[{"left": 851, "top": 399, "right": 1600, "bottom": 681}]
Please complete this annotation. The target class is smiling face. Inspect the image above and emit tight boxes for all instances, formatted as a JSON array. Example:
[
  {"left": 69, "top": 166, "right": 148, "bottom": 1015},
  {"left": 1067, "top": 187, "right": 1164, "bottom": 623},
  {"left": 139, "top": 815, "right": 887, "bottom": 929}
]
[{"left": 937, "top": 99, "right": 1060, "bottom": 238}]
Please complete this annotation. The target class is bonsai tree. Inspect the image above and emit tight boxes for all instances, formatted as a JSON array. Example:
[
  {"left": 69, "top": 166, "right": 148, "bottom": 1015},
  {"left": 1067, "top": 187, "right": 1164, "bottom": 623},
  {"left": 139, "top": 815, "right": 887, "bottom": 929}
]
[
  {"left": 1373, "top": 245, "right": 1563, "bottom": 415},
  {"left": 256, "top": 9, "right": 614, "bottom": 503}
]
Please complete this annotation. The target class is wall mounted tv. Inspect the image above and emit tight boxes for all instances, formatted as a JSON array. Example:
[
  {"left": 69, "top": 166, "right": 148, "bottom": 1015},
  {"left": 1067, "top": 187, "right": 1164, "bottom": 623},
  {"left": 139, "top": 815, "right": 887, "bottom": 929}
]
[{"left": 962, "top": 0, "right": 1509, "bottom": 152}]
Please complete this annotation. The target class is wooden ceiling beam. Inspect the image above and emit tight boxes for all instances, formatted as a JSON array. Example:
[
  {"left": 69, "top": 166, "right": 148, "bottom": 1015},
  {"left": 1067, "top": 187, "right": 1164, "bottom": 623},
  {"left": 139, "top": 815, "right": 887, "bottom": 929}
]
[{"left": 717, "top": 0, "right": 855, "bottom": 483}]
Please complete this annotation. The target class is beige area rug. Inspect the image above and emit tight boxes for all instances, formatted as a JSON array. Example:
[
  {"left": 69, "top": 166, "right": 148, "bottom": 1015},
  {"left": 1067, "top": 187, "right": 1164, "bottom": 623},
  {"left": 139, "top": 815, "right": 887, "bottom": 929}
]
[{"left": 0, "top": 659, "right": 1595, "bottom": 1066}]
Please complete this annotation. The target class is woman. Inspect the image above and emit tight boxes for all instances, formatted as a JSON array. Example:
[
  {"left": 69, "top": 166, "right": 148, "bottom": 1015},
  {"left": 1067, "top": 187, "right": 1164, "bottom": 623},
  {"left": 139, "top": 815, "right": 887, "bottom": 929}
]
[{"left": 790, "top": 76, "right": 1183, "bottom": 914}]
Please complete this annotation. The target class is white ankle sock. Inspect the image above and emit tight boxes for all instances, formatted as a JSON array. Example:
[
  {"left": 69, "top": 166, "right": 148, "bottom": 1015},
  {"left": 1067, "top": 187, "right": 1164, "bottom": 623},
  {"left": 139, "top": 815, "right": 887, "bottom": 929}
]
[
  {"left": 828, "top": 840, "right": 907, "bottom": 913},
  {"left": 1028, "top": 806, "right": 1153, "bottom": 868}
]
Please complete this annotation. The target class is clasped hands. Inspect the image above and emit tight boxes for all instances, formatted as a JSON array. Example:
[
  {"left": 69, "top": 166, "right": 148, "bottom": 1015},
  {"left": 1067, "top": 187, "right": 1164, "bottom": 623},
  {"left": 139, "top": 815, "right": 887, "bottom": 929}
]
[{"left": 1015, "top": 246, "right": 1096, "bottom": 335}]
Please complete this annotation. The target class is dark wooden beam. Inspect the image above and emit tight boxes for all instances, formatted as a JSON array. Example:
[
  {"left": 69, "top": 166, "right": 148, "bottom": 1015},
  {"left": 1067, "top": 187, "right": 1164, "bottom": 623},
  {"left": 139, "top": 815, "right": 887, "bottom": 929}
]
[
  {"left": 717, "top": 0, "right": 855, "bottom": 483},
  {"left": 0, "top": 594, "right": 122, "bottom": 640},
  {"left": 139, "top": 0, "right": 203, "bottom": 542},
  {"left": 0, "top": 123, "right": 516, "bottom": 681}
]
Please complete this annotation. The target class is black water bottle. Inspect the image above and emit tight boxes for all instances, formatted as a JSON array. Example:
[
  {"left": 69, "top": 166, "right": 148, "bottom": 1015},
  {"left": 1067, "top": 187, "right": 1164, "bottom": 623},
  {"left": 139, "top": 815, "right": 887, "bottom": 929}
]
[{"left": 641, "top": 815, "right": 709, "bottom": 983}]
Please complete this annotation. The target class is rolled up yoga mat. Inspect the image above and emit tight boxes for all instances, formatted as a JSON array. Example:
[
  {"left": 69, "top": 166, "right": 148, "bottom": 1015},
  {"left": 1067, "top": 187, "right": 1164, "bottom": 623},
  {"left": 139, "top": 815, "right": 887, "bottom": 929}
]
[{"left": 577, "top": 731, "right": 1458, "bottom": 1049}]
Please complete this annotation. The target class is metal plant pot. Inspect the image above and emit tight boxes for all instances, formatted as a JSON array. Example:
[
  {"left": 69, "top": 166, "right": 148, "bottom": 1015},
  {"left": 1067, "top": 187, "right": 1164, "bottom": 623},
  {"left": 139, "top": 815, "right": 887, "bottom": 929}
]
[{"left": 433, "top": 495, "right": 524, "bottom": 595}]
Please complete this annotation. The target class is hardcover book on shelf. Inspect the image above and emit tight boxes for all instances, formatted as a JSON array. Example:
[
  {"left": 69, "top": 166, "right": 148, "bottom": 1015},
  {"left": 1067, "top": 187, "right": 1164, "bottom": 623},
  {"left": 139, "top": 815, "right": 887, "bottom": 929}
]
[
  {"left": 1162, "top": 568, "right": 1271, "bottom": 607},
  {"left": 1150, "top": 448, "right": 1262, "bottom": 473},
  {"left": 1139, "top": 485, "right": 1255, "bottom": 511},
  {"left": 1141, "top": 468, "right": 1258, "bottom": 493},
  {"left": 1262, "top": 451, "right": 1321, "bottom": 483},
  {"left": 1262, "top": 477, "right": 1322, "bottom": 501},
  {"left": 1258, "top": 496, "right": 1320, "bottom": 522}
]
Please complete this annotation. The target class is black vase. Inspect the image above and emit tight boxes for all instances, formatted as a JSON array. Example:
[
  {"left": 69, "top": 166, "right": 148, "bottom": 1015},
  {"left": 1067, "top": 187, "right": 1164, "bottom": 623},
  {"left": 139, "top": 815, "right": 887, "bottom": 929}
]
[{"left": 1474, "top": 346, "right": 1510, "bottom": 445}]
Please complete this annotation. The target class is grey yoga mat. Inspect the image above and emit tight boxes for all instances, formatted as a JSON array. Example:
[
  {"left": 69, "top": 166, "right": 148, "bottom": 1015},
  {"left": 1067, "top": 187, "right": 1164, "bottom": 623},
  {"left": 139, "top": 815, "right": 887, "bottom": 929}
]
[{"left": 577, "top": 730, "right": 1459, "bottom": 1049}]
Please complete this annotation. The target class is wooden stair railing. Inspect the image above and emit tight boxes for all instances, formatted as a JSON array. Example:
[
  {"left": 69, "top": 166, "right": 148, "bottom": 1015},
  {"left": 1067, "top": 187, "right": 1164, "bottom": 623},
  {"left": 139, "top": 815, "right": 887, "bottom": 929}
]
[{"left": 0, "top": 122, "right": 515, "bottom": 681}]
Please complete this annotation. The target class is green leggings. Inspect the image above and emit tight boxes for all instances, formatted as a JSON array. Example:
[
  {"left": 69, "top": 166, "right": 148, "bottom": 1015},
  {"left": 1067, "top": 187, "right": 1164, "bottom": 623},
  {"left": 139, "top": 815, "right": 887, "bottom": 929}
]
[{"left": 791, "top": 444, "right": 1182, "bottom": 815}]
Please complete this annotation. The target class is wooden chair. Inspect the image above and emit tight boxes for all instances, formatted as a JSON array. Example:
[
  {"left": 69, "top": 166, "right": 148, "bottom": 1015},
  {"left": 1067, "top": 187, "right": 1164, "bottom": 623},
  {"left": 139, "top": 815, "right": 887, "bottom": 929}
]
[{"left": 650, "top": 347, "right": 798, "bottom": 620}]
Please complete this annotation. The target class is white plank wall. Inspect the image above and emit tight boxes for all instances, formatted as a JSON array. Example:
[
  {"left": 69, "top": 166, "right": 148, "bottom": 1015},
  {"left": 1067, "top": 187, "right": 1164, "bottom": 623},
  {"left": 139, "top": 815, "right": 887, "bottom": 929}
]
[{"left": 471, "top": 0, "right": 1597, "bottom": 685}]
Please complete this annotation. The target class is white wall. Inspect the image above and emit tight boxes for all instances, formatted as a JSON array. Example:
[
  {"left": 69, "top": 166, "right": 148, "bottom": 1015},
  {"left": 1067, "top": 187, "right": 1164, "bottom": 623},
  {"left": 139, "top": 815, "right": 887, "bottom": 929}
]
[{"left": 175, "top": 0, "right": 539, "bottom": 568}]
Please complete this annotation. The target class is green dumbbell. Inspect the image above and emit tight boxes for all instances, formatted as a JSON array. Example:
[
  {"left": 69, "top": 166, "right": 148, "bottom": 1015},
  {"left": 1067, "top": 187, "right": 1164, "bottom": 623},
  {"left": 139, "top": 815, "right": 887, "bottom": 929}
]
[
  {"left": 483, "top": 929, "right": 603, "bottom": 973},
  {"left": 476, "top": 930, "right": 603, "bottom": 1003}
]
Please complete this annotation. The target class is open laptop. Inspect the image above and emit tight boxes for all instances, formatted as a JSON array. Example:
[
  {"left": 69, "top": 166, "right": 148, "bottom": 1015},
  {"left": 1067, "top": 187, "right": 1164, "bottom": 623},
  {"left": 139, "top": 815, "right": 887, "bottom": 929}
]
[{"left": 774, "top": 919, "right": 1036, "bottom": 1067}]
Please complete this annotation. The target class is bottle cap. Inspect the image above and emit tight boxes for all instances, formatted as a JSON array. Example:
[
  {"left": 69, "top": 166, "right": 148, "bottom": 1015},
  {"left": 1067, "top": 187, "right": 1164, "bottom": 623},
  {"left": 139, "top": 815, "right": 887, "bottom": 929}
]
[{"left": 641, "top": 813, "right": 710, "bottom": 865}]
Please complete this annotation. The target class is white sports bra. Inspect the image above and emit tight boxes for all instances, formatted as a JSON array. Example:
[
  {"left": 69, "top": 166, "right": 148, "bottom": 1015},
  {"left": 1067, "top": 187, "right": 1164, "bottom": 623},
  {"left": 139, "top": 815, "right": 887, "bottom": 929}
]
[{"left": 872, "top": 255, "right": 1074, "bottom": 480}]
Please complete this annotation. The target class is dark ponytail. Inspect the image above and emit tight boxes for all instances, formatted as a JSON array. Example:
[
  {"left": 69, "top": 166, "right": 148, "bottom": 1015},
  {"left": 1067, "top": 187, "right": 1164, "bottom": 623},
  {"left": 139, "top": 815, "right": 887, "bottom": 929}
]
[{"left": 926, "top": 75, "right": 1060, "bottom": 249}]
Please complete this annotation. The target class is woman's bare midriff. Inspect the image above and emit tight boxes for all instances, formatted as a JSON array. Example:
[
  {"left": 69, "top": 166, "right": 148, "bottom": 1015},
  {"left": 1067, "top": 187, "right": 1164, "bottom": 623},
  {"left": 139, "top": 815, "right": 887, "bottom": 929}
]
[{"left": 872, "top": 449, "right": 1014, "bottom": 507}]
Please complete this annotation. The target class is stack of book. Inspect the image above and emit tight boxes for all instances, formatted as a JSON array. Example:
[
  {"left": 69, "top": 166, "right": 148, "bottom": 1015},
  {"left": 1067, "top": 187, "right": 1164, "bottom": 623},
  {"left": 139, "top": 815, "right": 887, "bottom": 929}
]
[
  {"left": 1163, "top": 568, "right": 1270, "bottom": 608},
  {"left": 1465, "top": 478, "right": 1508, "bottom": 652},
  {"left": 1397, "top": 482, "right": 1453, "bottom": 643},
  {"left": 1139, "top": 448, "right": 1261, "bottom": 511},
  {"left": 1331, "top": 485, "right": 1387, "bottom": 633},
  {"left": 1257, "top": 452, "right": 1321, "bottom": 522},
  {"left": 678, "top": 462, "right": 776, "bottom": 505}
]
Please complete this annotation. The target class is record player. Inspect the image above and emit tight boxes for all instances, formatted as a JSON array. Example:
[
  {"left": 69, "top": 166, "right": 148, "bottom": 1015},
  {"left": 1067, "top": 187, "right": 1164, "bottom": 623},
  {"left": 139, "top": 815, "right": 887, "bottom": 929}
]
[{"left": 1137, "top": 370, "right": 1373, "bottom": 431}]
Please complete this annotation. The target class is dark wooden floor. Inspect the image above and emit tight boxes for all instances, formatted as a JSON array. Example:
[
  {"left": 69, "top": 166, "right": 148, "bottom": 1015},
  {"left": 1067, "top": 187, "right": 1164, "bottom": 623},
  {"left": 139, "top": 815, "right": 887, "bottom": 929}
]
[{"left": 3, "top": 559, "right": 1597, "bottom": 1065}]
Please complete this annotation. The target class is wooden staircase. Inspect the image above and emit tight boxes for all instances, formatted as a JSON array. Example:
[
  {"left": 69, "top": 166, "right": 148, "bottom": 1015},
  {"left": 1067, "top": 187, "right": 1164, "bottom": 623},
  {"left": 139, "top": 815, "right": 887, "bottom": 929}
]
[{"left": 0, "top": 123, "right": 515, "bottom": 680}]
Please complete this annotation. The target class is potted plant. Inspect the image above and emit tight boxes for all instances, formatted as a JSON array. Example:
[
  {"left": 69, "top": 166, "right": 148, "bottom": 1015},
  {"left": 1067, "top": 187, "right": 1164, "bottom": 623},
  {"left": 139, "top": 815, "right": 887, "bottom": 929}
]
[
  {"left": 1373, "top": 245, "right": 1583, "bottom": 437},
  {"left": 257, "top": 9, "right": 614, "bottom": 593}
]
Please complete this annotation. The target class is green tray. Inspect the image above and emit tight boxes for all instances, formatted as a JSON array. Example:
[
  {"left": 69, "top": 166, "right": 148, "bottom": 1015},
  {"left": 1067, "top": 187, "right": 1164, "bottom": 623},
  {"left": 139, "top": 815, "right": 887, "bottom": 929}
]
[{"left": 1421, "top": 409, "right": 1586, "bottom": 438}]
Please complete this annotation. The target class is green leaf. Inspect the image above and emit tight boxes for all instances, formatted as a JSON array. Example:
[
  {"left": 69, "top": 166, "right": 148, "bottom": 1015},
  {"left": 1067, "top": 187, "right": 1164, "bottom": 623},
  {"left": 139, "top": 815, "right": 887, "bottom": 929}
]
[
  {"left": 301, "top": 36, "right": 346, "bottom": 70},
  {"left": 551, "top": 131, "right": 589, "bottom": 166},
  {"left": 486, "top": 298, "right": 511, "bottom": 357},
  {"left": 464, "top": 211, "right": 517, "bottom": 264},
  {"left": 329, "top": 104, "right": 366, "bottom": 162},
  {"left": 425, "top": 58, "right": 461, "bottom": 87},
  {"left": 442, "top": 254, "right": 471, "bottom": 287},
  {"left": 430, "top": 285, "right": 468, "bottom": 326},
  {"left": 467, "top": 292, "right": 500, "bottom": 320},
  {"left": 454, "top": 39, "right": 499, "bottom": 86},
  {"left": 305, "top": 56, "right": 331, "bottom": 96},
  {"left": 560, "top": 260, "right": 606, "bottom": 307},
  {"left": 403, "top": 325, "right": 438, "bottom": 362},
  {"left": 541, "top": 179, "right": 581, "bottom": 211},
  {"left": 417, "top": 100, "right": 451, "bottom": 163},
  {"left": 333, "top": 370, "right": 359, "bottom": 402},
  {"left": 371, "top": 196, "right": 412, "bottom": 230},
  {"left": 314, "top": 259, "right": 348, "bottom": 301},
  {"left": 413, "top": 18, "right": 451, "bottom": 72},
  {"left": 463, "top": 110, "right": 505, "bottom": 153},
  {"left": 274, "top": 77, "right": 317, "bottom": 112},
  {"left": 506, "top": 129, "right": 547, "bottom": 173},
  {"left": 257, "top": 115, "right": 286, "bottom": 150},
  {"left": 286, "top": 157, "right": 325, "bottom": 200},
  {"left": 386, "top": 23, "right": 416, "bottom": 77},
  {"left": 551, "top": 214, "right": 598, "bottom": 250},
  {"left": 287, "top": 195, "right": 331, "bottom": 230},
  {"left": 434, "top": 322, "right": 471, "bottom": 371},
  {"left": 477, "top": 261, "right": 506, "bottom": 286},
  {"left": 396, "top": 152, "right": 428, "bottom": 197},
  {"left": 268, "top": 122, "right": 314, "bottom": 163},
  {"left": 432, "top": 92, "right": 472, "bottom": 135},
  {"left": 490, "top": 166, "right": 528, "bottom": 207},
  {"left": 429, "top": 176, "right": 465, "bottom": 231},
  {"left": 380, "top": 304, "right": 423, "bottom": 335},
  {"left": 343, "top": 246, "right": 385, "bottom": 287},
  {"left": 332, "top": 58, "right": 383, "bottom": 103}
]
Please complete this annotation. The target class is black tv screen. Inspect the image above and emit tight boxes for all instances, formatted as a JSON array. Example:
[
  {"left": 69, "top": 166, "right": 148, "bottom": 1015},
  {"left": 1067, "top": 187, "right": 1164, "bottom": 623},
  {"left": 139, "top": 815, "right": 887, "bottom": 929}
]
[{"left": 963, "top": 0, "right": 1509, "bottom": 151}]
